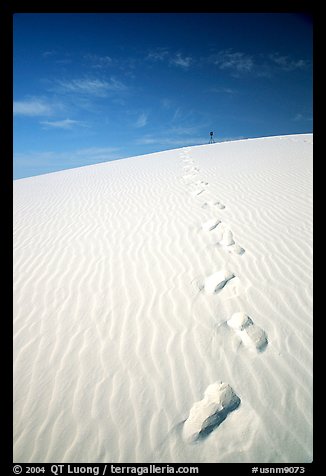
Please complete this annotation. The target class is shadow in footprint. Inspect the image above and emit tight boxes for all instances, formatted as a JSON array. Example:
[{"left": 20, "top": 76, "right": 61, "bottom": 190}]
[
  {"left": 197, "top": 397, "right": 241, "bottom": 441},
  {"left": 183, "top": 382, "right": 241, "bottom": 443},
  {"left": 202, "top": 218, "right": 221, "bottom": 231},
  {"left": 217, "top": 229, "right": 246, "bottom": 255},
  {"left": 227, "top": 312, "right": 268, "bottom": 352},
  {"left": 204, "top": 270, "right": 235, "bottom": 294}
]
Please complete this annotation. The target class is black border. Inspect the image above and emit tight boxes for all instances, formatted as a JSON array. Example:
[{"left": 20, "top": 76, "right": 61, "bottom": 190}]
[
  {"left": 5, "top": 1, "right": 317, "bottom": 473},
  {"left": 1, "top": 0, "right": 14, "bottom": 470}
]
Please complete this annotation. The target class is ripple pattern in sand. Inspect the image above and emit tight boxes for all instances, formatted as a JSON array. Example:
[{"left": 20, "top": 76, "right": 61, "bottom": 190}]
[{"left": 14, "top": 136, "right": 313, "bottom": 463}]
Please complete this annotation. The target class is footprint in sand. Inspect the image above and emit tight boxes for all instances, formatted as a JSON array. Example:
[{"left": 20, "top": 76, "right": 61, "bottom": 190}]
[
  {"left": 227, "top": 312, "right": 268, "bottom": 352},
  {"left": 188, "top": 181, "right": 208, "bottom": 192},
  {"left": 220, "top": 229, "right": 235, "bottom": 246},
  {"left": 204, "top": 269, "right": 235, "bottom": 294},
  {"left": 218, "top": 228, "right": 245, "bottom": 255},
  {"left": 202, "top": 218, "right": 221, "bottom": 231},
  {"left": 202, "top": 200, "right": 225, "bottom": 210},
  {"left": 191, "top": 188, "right": 205, "bottom": 197},
  {"left": 193, "top": 179, "right": 209, "bottom": 186},
  {"left": 183, "top": 166, "right": 199, "bottom": 173},
  {"left": 183, "top": 381, "right": 241, "bottom": 443}
]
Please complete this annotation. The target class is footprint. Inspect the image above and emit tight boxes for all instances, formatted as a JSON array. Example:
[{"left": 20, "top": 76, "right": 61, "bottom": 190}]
[
  {"left": 220, "top": 229, "right": 235, "bottom": 246},
  {"left": 191, "top": 188, "right": 205, "bottom": 197},
  {"left": 218, "top": 229, "right": 245, "bottom": 255},
  {"left": 230, "top": 244, "right": 245, "bottom": 255},
  {"left": 202, "top": 218, "right": 221, "bottom": 231},
  {"left": 202, "top": 200, "right": 225, "bottom": 210},
  {"left": 227, "top": 312, "right": 268, "bottom": 352},
  {"left": 204, "top": 270, "right": 235, "bottom": 294},
  {"left": 183, "top": 381, "right": 241, "bottom": 443},
  {"left": 183, "top": 166, "right": 199, "bottom": 173},
  {"left": 193, "top": 179, "right": 208, "bottom": 186}
]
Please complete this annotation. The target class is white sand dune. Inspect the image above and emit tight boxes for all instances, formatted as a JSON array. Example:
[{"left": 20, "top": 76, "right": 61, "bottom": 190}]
[{"left": 13, "top": 134, "right": 313, "bottom": 463}]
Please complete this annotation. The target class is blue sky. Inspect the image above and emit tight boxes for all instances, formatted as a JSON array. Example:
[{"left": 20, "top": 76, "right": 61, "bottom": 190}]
[{"left": 13, "top": 13, "right": 312, "bottom": 179}]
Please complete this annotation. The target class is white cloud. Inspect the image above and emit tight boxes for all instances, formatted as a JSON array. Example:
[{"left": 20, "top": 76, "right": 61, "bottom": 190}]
[
  {"left": 293, "top": 113, "right": 312, "bottom": 122},
  {"left": 135, "top": 113, "right": 148, "bottom": 128},
  {"left": 169, "top": 125, "right": 201, "bottom": 136},
  {"left": 40, "top": 118, "right": 86, "bottom": 129},
  {"left": 269, "top": 53, "right": 308, "bottom": 71},
  {"left": 135, "top": 136, "right": 157, "bottom": 145},
  {"left": 42, "top": 50, "right": 57, "bottom": 58},
  {"left": 170, "top": 53, "right": 192, "bottom": 69},
  {"left": 73, "top": 146, "right": 120, "bottom": 161},
  {"left": 146, "top": 48, "right": 169, "bottom": 62},
  {"left": 14, "top": 98, "right": 54, "bottom": 116},
  {"left": 209, "top": 50, "right": 254, "bottom": 73},
  {"left": 210, "top": 86, "right": 237, "bottom": 94},
  {"left": 84, "top": 54, "right": 113, "bottom": 69},
  {"left": 161, "top": 98, "right": 173, "bottom": 109},
  {"left": 172, "top": 107, "right": 182, "bottom": 122},
  {"left": 294, "top": 113, "right": 303, "bottom": 121},
  {"left": 147, "top": 48, "right": 192, "bottom": 69},
  {"left": 205, "top": 49, "right": 254, "bottom": 75},
  {"left": 135, "top": 134, "right": 205, "bottom": 147},
  {"left": 55, "top": 77, "right": 127, "bottom": 97},
  {"left": 14, "top": 146, "right": 121, "bottom": 171},
  {"left": 41, "top": 50, "right": 72, "bottom": 64}
]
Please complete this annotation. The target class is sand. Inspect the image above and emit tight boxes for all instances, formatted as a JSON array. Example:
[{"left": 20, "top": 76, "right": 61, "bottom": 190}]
[{"left": 13, "top": 134, "right": 313, "bottom": 463}]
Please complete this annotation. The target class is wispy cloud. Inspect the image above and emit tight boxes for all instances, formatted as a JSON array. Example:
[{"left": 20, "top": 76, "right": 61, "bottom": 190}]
[
  {"left": 210, "top": 86, "right": 237, "bottom": 94},
  {"left": 42, "top": 50, "right": 57, "bottom": 58},
  {"left": 84, "top": 54, "right": 113, "bottom": 69},
  {"left": 169, "top": 125, "right": 202, "bottom": 136},
  {"left": 135, "top": 120, "right": 207, "bottom": 147},
  {"left": 269, "top": 53, "right": 308, "bottom": 71},
  {"left": 172, "top": 107, "right": 183, "bottom": 122},
  {"left": 41, "top": 50, "right": 72, "bottom": 64},
  {"left": 170, "top": 53, "right": 192, "bottom": 69},
  {"left": 14, "top": 98, "right": 55, "bottom": 117},
  {"left": 14, "top": 146, "right": 121, "bottom": 175},
  {"left": 146, "top": 47, "right": 169, "bottom": 62},
  {"left": 135, "top": 112, "right": 148, "bottom": 128},
  {"left": 146, "top": 48, "right": 308, "bottom": 77},
  {"left": 208, "top": 49, "right": 254, "bottom": 74},
  {"left": 170, "top": 106, "right": 199, "bottom": 126},
  {"left": 135, "top": 135, "right": 205, "bottom": 147},
  {"left": 293, "top": 113, "right": 313, "bottom": 122},
  {"left": 147, "top": 48, "right": 193, "bottom": 69},
  {"left": 40, "top": 118, "right": 87, "bottom": 129},
  {"left": 161, "top": 98, "right": 173, "bottom": 109},
  {"left": 73, "top": 146, "right": 120, "bottom": 161},
  {"left": 54, "top": 77, "right": 127, "bottom": 97}
]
